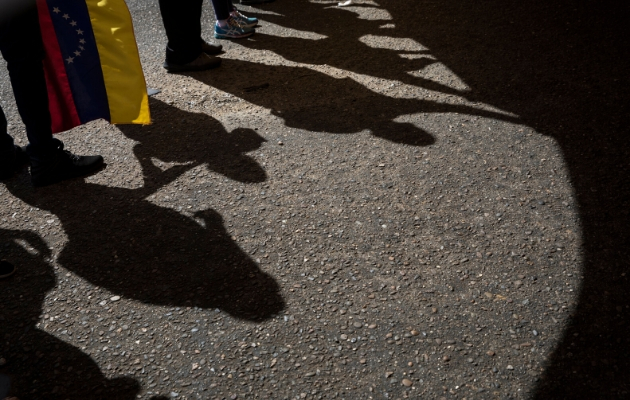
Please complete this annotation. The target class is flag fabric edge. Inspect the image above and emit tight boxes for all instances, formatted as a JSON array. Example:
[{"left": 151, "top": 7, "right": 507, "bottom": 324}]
[{"left": 37, "top": 0, "right": 151, "bottom": 133}]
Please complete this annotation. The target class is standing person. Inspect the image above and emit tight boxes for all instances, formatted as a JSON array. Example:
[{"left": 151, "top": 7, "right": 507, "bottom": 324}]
[
  {"left": 211, "top": 0, "right": 258, "bottom": 39},
  {"left": 159, "top": 0, "right": 224, "bottom": 72},
  {"left": 0, "top": 2, "right": 104, "bottom": 187}
]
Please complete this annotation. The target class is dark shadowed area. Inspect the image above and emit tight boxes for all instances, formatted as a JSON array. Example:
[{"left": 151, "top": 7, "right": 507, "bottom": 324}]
[{"left": 237, "top": 0, "right": 630, "bottom": 397}]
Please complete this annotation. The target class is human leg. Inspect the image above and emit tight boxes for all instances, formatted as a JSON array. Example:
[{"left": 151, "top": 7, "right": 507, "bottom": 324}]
[
  {"left": 159, "top": 0, "right": 204, "bottom": 64},
  {"left": 159, "top": 0, "right": 222, "bottom": 71},
  {"left": 0, "top": 107, "right": 28, "bottom": 179},
  {"left": 211, "top": 0, "right": 233, "bottom": 21},
  {"left": 0, "top": 2, "right": 104, "bottom": 186},
  {"left": 212, "top": 0, "right": 257, "bottom": 38},
  {"left": 0, "top": 1, "right": 54, "bottom": 158},
  {"left": 0, "top": 105, "right": 13, "bottom": 153}
]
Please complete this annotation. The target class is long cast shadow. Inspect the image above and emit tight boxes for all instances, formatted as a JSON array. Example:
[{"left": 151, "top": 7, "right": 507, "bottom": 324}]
[
  {"left": 239, "top": 0, "right": 465, "bottom": 96},
  {"left": 6, "top": 101, "right": 284, "bottom": 322},
  {"left": 239, "top": 0, "right": 629, "bottom": 396},
  {"left": 122, "top": 98, "right": 268, "bottom": 189},
  {"left": 186, "top": 59, "right": 519, "bottom": 146},
  {"left": 0, "top": 229, "right": 140, "bottom": 399},
  {"left": 367, "top": 0, "right": 629, "bottom": 398}
]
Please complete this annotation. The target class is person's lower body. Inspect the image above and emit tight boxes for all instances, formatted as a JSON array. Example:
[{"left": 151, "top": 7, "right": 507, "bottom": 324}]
[
  {"left": 0, "top": 2, "right": 104, "bottom": 186},
  {"left": 0, "top": 104, "right": 15, "bottom": 153},
  {"left": 212, "top": 0, "right": 233, "bottom": 21},
  {"left": 0, "top": 108, "right": 28, "bottom": 180},
  {"left": 0, "top": 105, "right": 28, "bottom": 180},
  {"left": 158, "top": 0, "right": 223, "bottom": 72},
  {"left": 0, "top": 2, "right": 55, "bottom": 158},
  {"left": 212, "top": 0, "right": 257, "bottom": 39}
]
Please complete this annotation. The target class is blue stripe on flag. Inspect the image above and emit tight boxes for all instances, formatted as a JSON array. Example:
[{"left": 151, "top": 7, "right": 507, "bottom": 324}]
[{"left": 45, "top": 0, "right": 111, "bottom": 124}]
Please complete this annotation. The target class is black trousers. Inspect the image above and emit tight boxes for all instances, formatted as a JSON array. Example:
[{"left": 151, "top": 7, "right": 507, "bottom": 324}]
[
  {"left": 0, "top": 1, "right": 55, "bottom": 157},
  {"left": 158, "top": 0, "right": 206, "bottom": 64},
  {"left": 0, "top": 105, "right": 11, "bottom": 154}
]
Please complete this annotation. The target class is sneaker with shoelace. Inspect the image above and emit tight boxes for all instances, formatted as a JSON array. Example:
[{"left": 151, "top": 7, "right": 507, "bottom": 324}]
[
  {"left": 231, "top": 10, "right": 258, "bottom": 28},
  {"left": 215, "top": 16, "right": 255, "bottom": 39}
]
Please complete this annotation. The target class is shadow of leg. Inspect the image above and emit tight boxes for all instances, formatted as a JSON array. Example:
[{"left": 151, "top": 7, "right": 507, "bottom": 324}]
[
  {"left": 0, "top": 229, "right": 141, "bottom": 400},
  {"left": 5, "top": 180, "right": 285, "bottom": 322}
]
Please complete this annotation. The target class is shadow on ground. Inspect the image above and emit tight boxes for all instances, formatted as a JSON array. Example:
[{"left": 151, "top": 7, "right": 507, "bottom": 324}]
[
  {"left": 1, "top": 101, "right": 285, "bottom": 397},
  {"left": 124, "top": 98, "right": 268, "bottom": 189},
  {"left": 0, "top": 229, "right": 140, "bottom": 399},
  {"left": 7, "top": 100, "right": 283, "bottom": 321},
  {"left": 187, "top": 59, "right": 521, "bottom": 147},
  {"left": 241, "top": 0, "right": 630, "bottom": 397}
]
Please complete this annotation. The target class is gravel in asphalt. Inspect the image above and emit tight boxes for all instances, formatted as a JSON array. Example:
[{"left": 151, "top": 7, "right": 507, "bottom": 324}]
[{"left": 1, "top": 1, "right": 628, "bottom": 399}]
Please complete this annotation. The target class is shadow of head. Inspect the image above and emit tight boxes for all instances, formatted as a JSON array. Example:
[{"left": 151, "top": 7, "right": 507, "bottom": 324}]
[
  {"left": 0, "top": 229, "right": 141, "bottom": 399},
  {"left": 5, "top": 178, "right": 285, "bottom": 323},
  {"left": 185, "top": 59, "right": 436, "bottom": 147},
  {"left": 118, "top": 98, "right": 267, "bottom": 184}
]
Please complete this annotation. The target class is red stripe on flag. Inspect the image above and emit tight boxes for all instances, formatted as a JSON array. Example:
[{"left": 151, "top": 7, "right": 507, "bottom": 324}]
[{"left": 36, "top": 0, "right": 81, "bottom": 133}]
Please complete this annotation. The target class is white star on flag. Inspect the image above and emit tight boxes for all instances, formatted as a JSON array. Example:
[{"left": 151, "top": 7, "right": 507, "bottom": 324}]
[
  {"left": 76, "top": 29, "right": 84, "bottom": 35},
  {"left": 66, "top": 56, "right": 74, "bottom": 64},
  {"left": 70, "top": 21, "right": 77, "bottom": 26},
  {"left": 74, "top": 50, "right": 81, "bottom": 56},
  {"left": 53, "top": 7, "right": 60, "bottom": 13},
  {"left": 79, "top": 39, "right": 86, "bottom": 44},
  {"left": 62, "top": 14, "right": 69, "bottom": 19},
  {"left": 79, "top": 45, "right": 85, "bottom": 50}
]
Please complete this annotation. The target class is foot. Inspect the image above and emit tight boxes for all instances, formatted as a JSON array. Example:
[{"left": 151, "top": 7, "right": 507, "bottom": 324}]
[
  {"left": 30, "top": 139, "right": 104, "bottom": 187},
  {"left": 202, "top": 40, "right": 223, "bottom": 55},
  {"left": 215, "top": 16, "right": 255, "bottom": 39},
  {"left": 0, "top": 145, "right": 29, "bottom": 180},
  {"left": 163, "top": 52, "right": 222, "bottom": 73},
  {"left": 0, "top": 260, "right": 15, "bottom": 279},
  {"left": 231, "top": 9, "right": 258, "bottom": 28},
  {"left": 239, "top": 0, "right": 275, "bottom": 4}
]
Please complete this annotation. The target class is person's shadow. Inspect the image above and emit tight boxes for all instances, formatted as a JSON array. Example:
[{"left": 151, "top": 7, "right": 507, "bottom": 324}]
[
  {"left": 6, "top": 101, "right": 284, "bottom": 322},
  {"left": 185, "top": 59, "right": 519, "bottom": 147},
  {"left": 230, "top": 1, "right": 630, "bottom": 397},
  {"left": 122, "top": 97, "right": 268, "bottom": 189},
  {"left": 238, "top": 0, "right": 465, "bottom": 95},
  {"left": 0, "top": 229, "right": 141, "bottom": 399}
]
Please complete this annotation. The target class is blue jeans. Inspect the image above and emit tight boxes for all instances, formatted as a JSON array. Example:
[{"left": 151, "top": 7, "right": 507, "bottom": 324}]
[{"left": 211, "top": 0, "right": 235, "bottom": 21}]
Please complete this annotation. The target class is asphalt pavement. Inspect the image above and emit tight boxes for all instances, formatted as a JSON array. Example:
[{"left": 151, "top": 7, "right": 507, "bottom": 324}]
[{"left": 1, "top": 1, "right": 628, "bottom": 399}]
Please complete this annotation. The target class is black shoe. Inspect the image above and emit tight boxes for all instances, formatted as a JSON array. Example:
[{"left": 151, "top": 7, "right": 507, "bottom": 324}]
[
  {"left": 240, "top": 0, "right": 275, "bottom": 4},
  {"left": 30, "top": 139, "right": 104, "bottom": 187},
  {"left": 163, "top": 53, "right": 222, "bottom": 73},
  {"left": 0, "top": 145, "right": 29, "bottom": 180},
  {"left": 0, "top": 260, "right": 15, "bottom": 279},
  {"left": 202, "top": 40, "right": 223, "bottom": 55}
]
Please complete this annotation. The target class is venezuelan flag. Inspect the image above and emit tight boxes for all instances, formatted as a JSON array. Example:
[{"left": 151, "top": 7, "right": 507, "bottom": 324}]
[{"left": 37, "top": 0, "right": 150, "bottom": 133}]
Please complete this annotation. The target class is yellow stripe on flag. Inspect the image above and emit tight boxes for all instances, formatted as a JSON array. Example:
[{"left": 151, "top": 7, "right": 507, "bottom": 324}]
[{"left": 85, "top": 0, "right": 150, "bottom": 125}]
